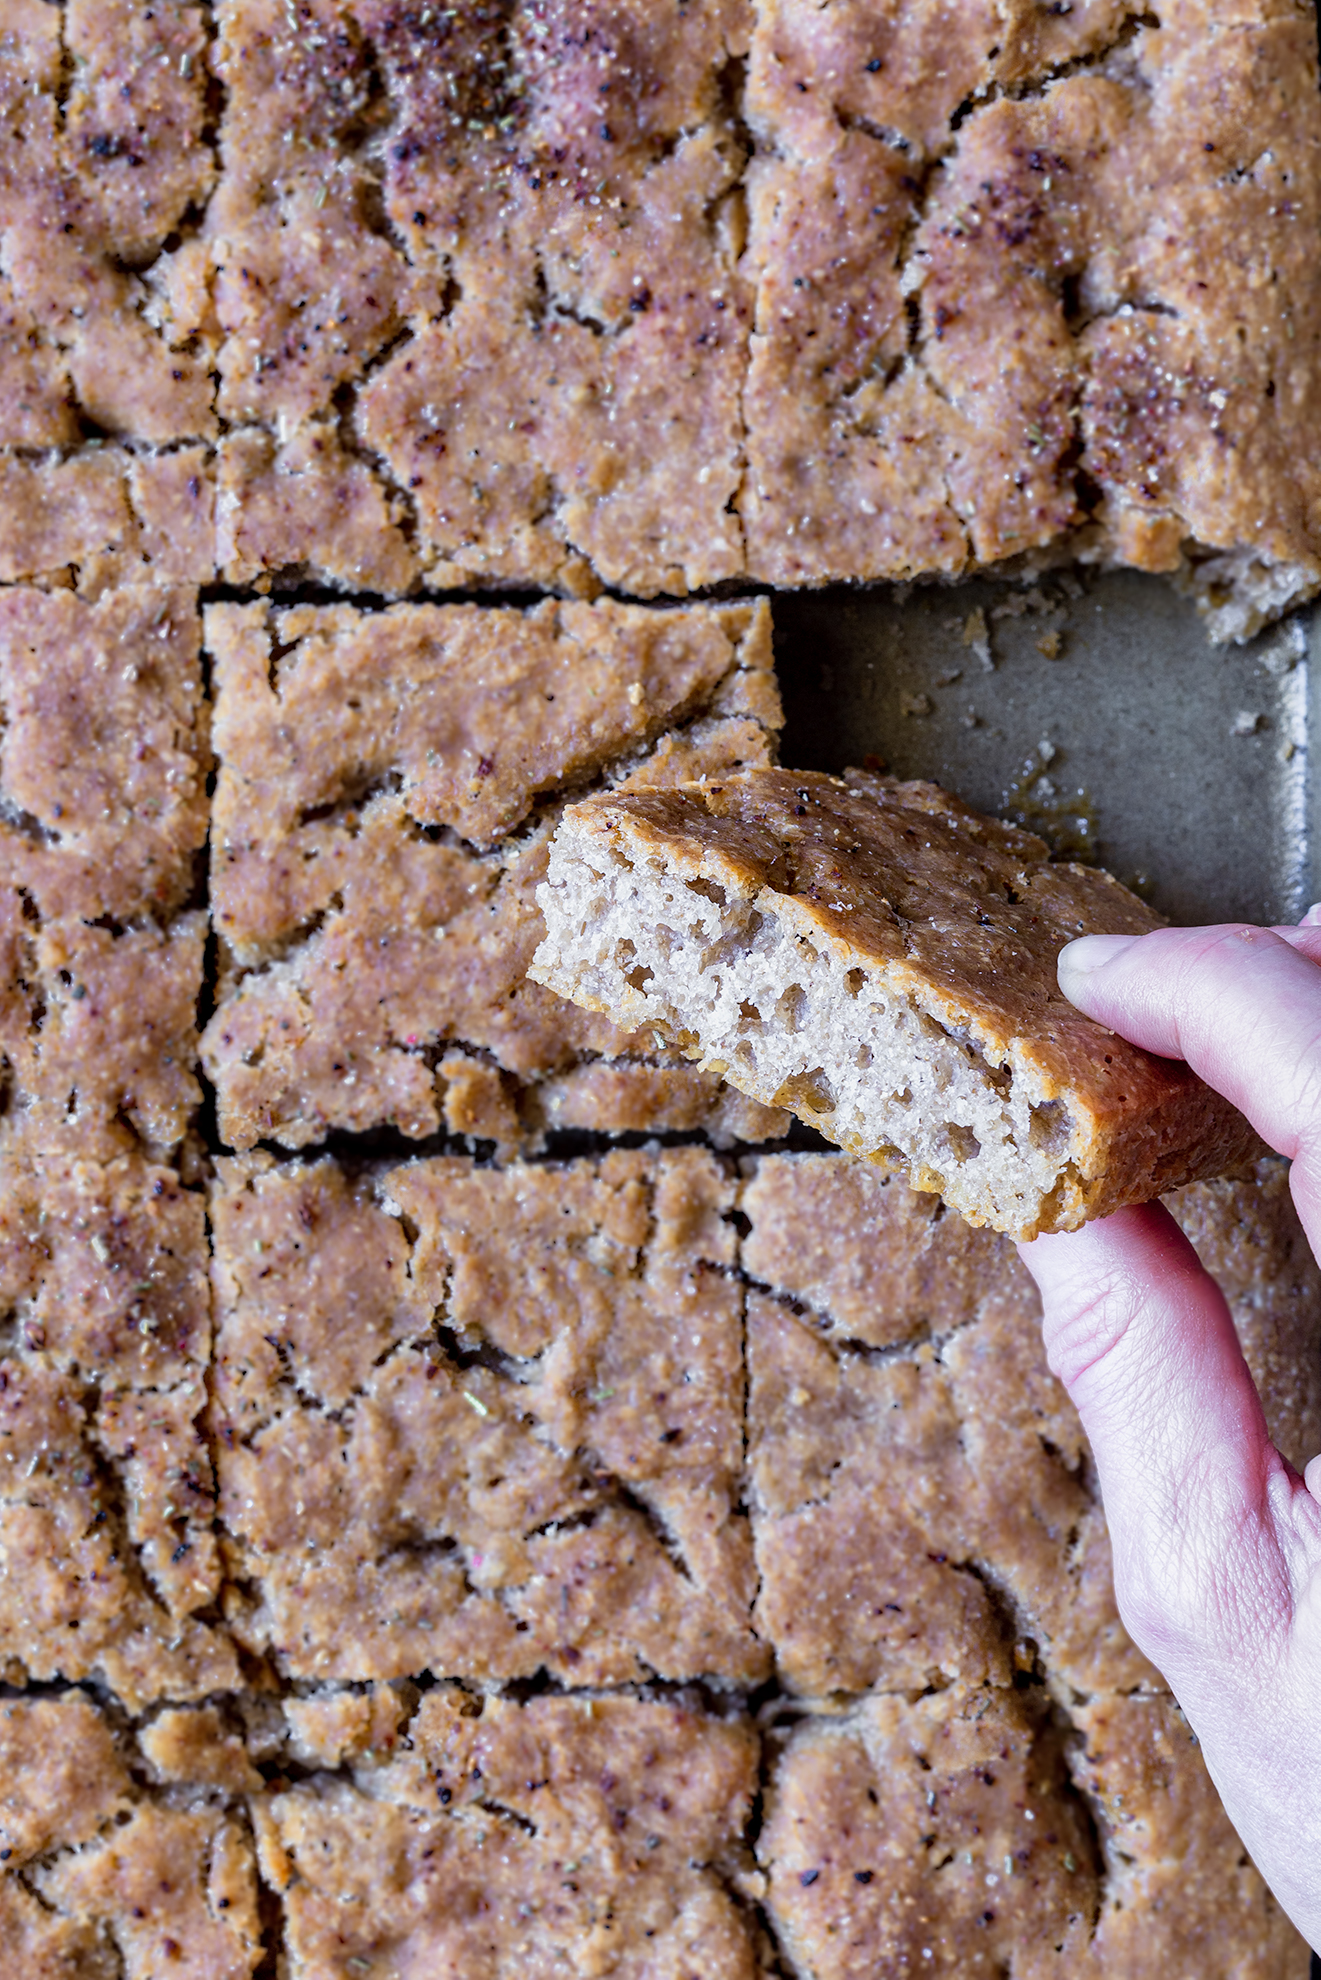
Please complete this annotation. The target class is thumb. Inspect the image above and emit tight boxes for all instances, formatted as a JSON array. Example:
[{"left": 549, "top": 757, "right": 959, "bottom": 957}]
[{"left": 1018, "top": 1204, "right": 1299, "bottom": 1690}]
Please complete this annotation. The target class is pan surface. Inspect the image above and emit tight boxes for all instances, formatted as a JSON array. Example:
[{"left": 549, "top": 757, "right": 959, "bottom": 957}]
[{"left": 776, "top": 569, "right": 1317, "bottom": 930}]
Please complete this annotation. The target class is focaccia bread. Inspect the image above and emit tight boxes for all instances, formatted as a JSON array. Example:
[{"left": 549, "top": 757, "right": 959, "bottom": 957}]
[
  {"left": 740, "top": 0, "right": 1321, "bottom": 640},
  {"left": 201, "top": 593, "right": 783, "bottom": 1152},
  {"left": 531, "top": 767, "right": 1261, "bottom": 1237},
  {"left": 2, "top": 0, "right": 1317, "bottom": 630},
  {"left": 2, "top": 0, "right": 1315, "bottom": 1966}
]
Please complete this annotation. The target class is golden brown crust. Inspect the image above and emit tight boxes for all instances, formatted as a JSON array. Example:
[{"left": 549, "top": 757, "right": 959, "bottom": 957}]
[
  {"left": 747, "top": 1155, "right": 1314, "bottom": 1977},
  {"left": 208, "top": 0, "right": 411, "bottom": 432},
  {"left": 0, "top": 585, "right": 208, "bottom": 924},
  {"left": 550, "top": 769, "right": 1261, "bottom": 1232},
  {"left": 743, "top": 1152, "right": 1321, "bottom": 1710},
  {"left": 0, "top": 1140, "right": 1309, "bottom": 1968},
  {"left": 0, "top": 1, "right": 217, "bottom": 447},
  {"left": 0, "top": 1700, "right": 262, "bottom": 1980},
  {"left": 202, "top": 596, "right": 779, "bottom": 1150},
  {"left": 568, "top": 768, "right": 1148, "bottom": 1085},
  {"left": 760, "top": 1684, "right": 1307, "bottom": 1980},
  {"left": 741, "top": 1154, "right": 1151, "bottom": 1697},
  {"left": 0, "top": 449, "right": 217, "bottom": 590},
  {"left": 0, "top": 893, "right": 205, "bottom": 1161},
  {"left": 742, "top": 1154, "right": 1000, "bottom": 1348},
  {"left": 281, "top": 1686, "right": 411, "bottom": 1770},
  {"left": 259, "top": 1689, "right": 760, "bottom": 1979},
  {"left": 532, "top": 1059, "right": 790, "bottom": 1145},
  {"left": 208, "top": 0, "right": 751, "bottom": 597},
  {"left": 139, "top": 1706, "right": 264, "bottom": 1795},
  {"left": 211, "top": 597, "right": 769, "bottom": 872},
  {"left": 216, "top": 426, "right": 420, "bottom": 594},
  {"left": 1, "top": 1, "right": 1315, "bottom": 613},
  {"left": 210, "top": 1147, "right": 767, "bottom": 1686},
  {"left": 748, "top": 1290, "right": 1016, "bottom": 1693},
  {"left": 0, "top": 1695, "right": 131, "bottom": 1859},
  {"left": 0, "top": 1149, "right": 237, "bottom": 1708},
  {"left": 1068, "top": 1694, "right": 1308, "bottom": 1977},
  {"left": 0, "top": 7, "right": 1316, "bottom": 1965},
  {"left": 0, "top": 581, "right": 210, "bottom": 1167},
  {"left": 741, "top": 0, "right": 1321, "bottom": 619},
  {"left": 760, "top": 1686, "right": 1100, "bottom": 1977}
]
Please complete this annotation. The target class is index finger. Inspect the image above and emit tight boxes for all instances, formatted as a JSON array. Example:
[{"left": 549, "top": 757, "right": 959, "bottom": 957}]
[{"left": 1057, "top": 923, "right": 1321, "bottom": 1240}]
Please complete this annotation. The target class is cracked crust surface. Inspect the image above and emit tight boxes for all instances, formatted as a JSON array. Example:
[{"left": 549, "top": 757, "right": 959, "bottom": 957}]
[
  {"left": 0, "top": 1695, "right": 262, "bottom": 1978},
  {"left": 0, "top": 1, "right": 1316, "bottom": 623},
  {"left": 759, "top": 1683, "right": 1303, "bottom": 1980},
  {"left": 0, "top": 577, "right": 224, "bottom": 1706},
  {"left": 201, "top": 594, "right": 782, "bottom": 1150},
  {"left": 741, "top": 1157, "right": 1147, "bottom": 1699},
  {"left": 0, "top": 595, "right": 1307, "bottom": 1980},
  {"left": 749, "top": 1286, "right": 1018, "bottom": 1695},
  {"left": 760, "top": 1684, "right": 1102, "bottom": 1977},
  {"left": 216, "top": 424, "right": 420, "bottom": 592},
  {"left": 210, "top": 1146, "right": 767, "bottom": 1686},
  {"left": 741, "top": 0, "right": 1321, "bottom": 634},
  {"left": 256, "top": 1687, "right": 761, "bottom": 1979},
  {"left": 207, "top": 0, "right": 752, "bottom": 598},
  {"left": 0, "top": 588, "right": 208, "bottom": 1158},
  {"left": 0, "top": 585, "right": 208, "bottom": 925},
  {"left": 0, "top": 893, "right": 205, "bottom": 1161},
  {"left": 0, "top": 590, "right": 207, "bottom": 1162},
  {"left": 0, "top": 0, "right": 217, "bottom": 449},
  {"left": 1065, "top": 1692, "right": 1305, "bottom": 1976},
  {"left": 0, "top": 1135, "right": 1310, "bottom": 1971},
  {"left": 747, "top": 1153, "right": 1313, "bottom": 1977},
  {"left": 0, "top": 5, "right": 1317, "bottom": 1963},
  {"left": 533, "top": 768, "right": 1262, "bottom": 1236},
  {"left": 742, "top": 1152, "right": 1320, "bottom": 1704},
  {"left": 0, "top": 1148, "right": 236, "bottom": 1710},
  {"left": 0, "top": 448, "right": 217, "bottom": 591}
]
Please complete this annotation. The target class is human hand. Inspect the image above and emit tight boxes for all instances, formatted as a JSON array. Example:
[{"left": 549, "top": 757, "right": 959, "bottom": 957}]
[{"left": 1018, "top": 914, "right": 1321, "bottom": 1952}]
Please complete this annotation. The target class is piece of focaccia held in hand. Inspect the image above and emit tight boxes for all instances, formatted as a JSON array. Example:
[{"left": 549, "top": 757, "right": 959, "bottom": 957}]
[{"left": 531, "top": 769, "right": 1260, "bottom": 1239}]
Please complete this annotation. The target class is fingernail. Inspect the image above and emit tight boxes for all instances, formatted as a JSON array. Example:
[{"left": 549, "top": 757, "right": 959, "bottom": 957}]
[
  {"left": 1302, "top": 903, "right": 1321, "bottom": 928},
  {"left": 1058, "top": 933, "right": 1139, "bottom": 981}
]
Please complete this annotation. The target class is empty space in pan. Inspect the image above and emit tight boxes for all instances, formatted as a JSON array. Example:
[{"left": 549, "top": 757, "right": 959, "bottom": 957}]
[{"left": 776, "top": 569, "right": 1319, "bottom": 930}]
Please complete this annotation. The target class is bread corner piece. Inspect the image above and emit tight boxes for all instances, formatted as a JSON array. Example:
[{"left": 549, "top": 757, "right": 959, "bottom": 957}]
[{"left": 530, "top": 768, "right": 1260, "bottom": 1240}]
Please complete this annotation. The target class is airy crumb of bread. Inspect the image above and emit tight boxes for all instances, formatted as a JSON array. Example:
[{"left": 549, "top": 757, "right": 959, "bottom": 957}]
[
  {"left": 1181, "top": 549, "right": 1321, "bottom": 647},
  {"left": 531, "top": 768, "right": 1261, "bottom": 1239}
]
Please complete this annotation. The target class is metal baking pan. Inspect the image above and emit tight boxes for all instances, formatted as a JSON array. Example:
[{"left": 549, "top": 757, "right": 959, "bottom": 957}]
[
  {"left": 775, "top": 568, "right": 1318, "bottom": 931},
  {"left": 778, "top": 568, "right": 1321, "bottom": 1980}
]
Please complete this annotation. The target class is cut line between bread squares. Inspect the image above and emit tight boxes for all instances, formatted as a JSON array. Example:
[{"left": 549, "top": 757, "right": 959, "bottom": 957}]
[{"left": 531, "top": 769, "right": 1261, "bottom": 1239}]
